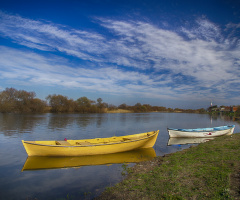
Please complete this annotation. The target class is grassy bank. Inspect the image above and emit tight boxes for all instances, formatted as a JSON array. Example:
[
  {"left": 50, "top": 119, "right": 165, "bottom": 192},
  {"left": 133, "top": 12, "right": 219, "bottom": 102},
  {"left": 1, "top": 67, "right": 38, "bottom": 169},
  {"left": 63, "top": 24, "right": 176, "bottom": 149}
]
[{"left": 97, "top": 133, "right": 240, "bottom": 200}]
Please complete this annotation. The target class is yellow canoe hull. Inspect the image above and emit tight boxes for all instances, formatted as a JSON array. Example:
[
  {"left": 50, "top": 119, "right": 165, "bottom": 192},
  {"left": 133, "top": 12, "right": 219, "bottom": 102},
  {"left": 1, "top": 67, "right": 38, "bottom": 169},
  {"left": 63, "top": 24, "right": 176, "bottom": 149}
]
[
  {"left": 22, "top": 130, "right": 159, "bottom": 156},
  {"left": 22, "top": 148, "right": 156, "bottom": 171}
]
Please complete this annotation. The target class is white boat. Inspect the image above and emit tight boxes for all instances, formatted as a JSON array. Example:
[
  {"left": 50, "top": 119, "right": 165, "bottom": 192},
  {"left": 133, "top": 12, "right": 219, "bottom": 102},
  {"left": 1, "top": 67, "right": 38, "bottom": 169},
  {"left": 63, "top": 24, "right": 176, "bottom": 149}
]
[{"left": 167, "top": 125, "right": 235, "bottom": 138}]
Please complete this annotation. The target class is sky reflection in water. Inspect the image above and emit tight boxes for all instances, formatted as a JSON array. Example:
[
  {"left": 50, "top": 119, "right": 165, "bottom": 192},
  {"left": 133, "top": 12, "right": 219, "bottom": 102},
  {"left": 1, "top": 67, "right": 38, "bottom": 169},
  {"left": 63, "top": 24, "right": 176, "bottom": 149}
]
[{"left": 0, "top": 113, "right": 239, "bottom": 200}]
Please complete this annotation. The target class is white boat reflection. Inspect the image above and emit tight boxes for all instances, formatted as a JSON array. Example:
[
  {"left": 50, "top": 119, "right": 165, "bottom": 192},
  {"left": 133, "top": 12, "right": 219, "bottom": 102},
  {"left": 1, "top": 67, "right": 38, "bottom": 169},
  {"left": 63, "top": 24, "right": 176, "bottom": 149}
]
[
  {"left": 22, "top": 148, "right": 156, "bottom": 171},
  {"left": 168, "top": 137, "right": 215, "bottom": 146}
]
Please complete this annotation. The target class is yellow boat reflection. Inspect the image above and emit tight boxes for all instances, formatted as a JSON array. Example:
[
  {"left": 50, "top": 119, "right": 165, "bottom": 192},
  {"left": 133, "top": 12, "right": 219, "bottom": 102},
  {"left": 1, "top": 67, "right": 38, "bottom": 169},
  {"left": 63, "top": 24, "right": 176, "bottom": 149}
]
[
  {"left": 22, "top": 148, "right": 156, "bottom": 171},
  {"left": 168, "top": 137, "right": 215, "bottom": 146}
]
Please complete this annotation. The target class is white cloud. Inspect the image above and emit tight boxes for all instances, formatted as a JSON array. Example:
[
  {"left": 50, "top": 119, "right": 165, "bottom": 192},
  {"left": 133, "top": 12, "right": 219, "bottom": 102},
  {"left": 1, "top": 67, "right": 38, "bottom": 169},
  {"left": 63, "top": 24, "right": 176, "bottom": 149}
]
[
  {"left": 0, "top": 46, "right": 177, "bottom": 100},
  {"left": 0, "top": 11, "right": 240, "bottom": 103},
  {"left": 0, "top": 11, "right": 109, "bottom": 62}
]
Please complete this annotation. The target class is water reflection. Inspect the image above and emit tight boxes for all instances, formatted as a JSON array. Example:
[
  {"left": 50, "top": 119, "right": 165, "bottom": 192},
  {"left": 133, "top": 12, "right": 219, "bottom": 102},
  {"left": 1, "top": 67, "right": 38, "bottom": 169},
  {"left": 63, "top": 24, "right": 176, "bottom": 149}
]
[
  {"left": 0, "top": 112, "right": 239, "bottom": 200},
  {"left": 96, "top": 114, "right": 108, "bottom": 127},
  {"left": 47, "top": 114, "right": 76, "bottom": 130},
  {"left": 168, "top": 137, "right": 215, "bottom": 146},
  {"left": 209, "top": 113, "right": 240, "bottom": 124},
  {"left": 0, "top": 113, "right": 109, "bottom": 136},
  {"left": 76, "top": 115, "right": 96, "bottom": 128},
  {"left": 0, "top": 114, "right": 46, "bottom": 136},
  {"left": 22, "top": 148, "right": 156, "bottom": 171}
]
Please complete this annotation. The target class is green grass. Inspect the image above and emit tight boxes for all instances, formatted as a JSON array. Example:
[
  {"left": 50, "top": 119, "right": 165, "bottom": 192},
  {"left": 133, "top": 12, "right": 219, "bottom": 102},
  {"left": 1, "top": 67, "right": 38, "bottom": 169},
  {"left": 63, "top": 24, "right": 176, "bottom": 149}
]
[{"left": 97, "top": 133, "right": 240, "bottom": 200}]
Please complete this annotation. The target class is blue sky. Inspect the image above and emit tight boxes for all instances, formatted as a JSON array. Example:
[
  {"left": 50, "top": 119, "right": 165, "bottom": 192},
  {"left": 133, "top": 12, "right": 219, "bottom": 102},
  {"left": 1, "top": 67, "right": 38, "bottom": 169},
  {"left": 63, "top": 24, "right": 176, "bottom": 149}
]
[{"left": 0, "top": 0, "right": 240, "bottom": 109}]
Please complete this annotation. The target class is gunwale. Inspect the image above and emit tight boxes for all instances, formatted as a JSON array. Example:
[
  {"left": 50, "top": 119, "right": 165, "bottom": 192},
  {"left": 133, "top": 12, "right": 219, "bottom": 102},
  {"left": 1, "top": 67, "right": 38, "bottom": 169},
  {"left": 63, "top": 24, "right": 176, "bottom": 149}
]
[{"left": 23, "top": 137, "right": 151, "bottom": 147}]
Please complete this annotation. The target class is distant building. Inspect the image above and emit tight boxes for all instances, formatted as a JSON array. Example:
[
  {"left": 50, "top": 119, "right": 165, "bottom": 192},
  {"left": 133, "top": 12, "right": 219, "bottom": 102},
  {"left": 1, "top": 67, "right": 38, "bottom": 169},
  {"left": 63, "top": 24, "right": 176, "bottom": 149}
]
[
  {"left": 208, "top": 102, "right": 239, "bottom": 113},
  {"left": 220, "top": 106, "right": 231, "bottom": 112},
  {"left": 232, "top": 106, "right": 238, "bottom": 112},
  {"left": 208, "top": 105, "right": 218, "bottom": 112},
  {"left": 219, "top": 106, "right": 239, "bottom": 112}
]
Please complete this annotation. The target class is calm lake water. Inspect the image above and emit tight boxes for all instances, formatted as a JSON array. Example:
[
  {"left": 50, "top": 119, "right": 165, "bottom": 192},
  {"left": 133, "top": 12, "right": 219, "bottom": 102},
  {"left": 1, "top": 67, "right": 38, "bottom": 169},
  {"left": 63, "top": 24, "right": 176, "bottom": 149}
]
[{"left": 0, "top": 112, "right": 239, "bottom": 200}]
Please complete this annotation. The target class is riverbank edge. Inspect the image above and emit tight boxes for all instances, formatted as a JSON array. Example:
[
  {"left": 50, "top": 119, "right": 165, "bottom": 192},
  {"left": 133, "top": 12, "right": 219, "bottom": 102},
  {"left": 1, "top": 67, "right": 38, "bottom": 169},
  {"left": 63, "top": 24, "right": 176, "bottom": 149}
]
[
  {"left": 105, "top": 109, "right": 205, "bottom": 114},
  {"left": 96, "top": 133, "right": 240, "bottom": 199},
  {"left": 106, "top": 109, "right": 133, "bottom": 113}
]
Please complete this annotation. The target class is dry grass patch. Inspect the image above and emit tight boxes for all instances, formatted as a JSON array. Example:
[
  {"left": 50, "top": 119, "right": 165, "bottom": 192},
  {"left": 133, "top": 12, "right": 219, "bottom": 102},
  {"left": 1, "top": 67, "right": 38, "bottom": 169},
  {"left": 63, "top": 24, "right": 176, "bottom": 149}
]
[{"left": 106, "top": 109, "right": 133, "bottom": 113}]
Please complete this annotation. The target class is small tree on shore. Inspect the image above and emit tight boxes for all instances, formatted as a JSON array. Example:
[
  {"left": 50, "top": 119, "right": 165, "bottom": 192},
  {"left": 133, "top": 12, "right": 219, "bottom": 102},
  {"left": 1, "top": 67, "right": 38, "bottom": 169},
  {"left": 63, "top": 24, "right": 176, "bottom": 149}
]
[{"left": 46, "top": 94, "right": 74, "bottom": 113}]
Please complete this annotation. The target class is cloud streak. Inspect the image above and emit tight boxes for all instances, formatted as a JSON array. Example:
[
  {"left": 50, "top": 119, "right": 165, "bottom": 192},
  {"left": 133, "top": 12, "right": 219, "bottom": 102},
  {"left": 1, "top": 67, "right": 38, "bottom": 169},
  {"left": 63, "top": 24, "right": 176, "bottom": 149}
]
[
  {"left": 0, "top": 11, "right": 240, "bottom": 105},
  {"left": 0, "top": 46, "right": 182, "bottom": 101}
]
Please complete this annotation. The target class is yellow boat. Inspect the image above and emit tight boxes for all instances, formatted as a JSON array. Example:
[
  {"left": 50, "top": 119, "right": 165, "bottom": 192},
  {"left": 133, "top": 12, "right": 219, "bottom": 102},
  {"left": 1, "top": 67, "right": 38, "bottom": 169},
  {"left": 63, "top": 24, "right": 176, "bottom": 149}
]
[
  {"left": 22, "top": 130, "right": 159, "bottom": 156},
  {"left": 22, "top": 148, "right": 156, "bottom": 171}
]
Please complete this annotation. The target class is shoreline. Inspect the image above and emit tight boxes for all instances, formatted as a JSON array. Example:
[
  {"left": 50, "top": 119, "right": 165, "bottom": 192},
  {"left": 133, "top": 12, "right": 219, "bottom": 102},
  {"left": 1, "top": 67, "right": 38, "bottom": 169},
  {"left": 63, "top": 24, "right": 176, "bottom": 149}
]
[{"left": 96, "top": 133, "right": 240, "bottom": 199}]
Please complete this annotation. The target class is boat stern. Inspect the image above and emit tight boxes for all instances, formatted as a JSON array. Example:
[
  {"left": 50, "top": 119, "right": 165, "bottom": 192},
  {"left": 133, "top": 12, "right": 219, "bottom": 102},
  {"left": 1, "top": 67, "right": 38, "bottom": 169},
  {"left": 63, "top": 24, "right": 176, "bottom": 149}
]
[{"left": 226, "top": 125, "right": 235, "bottom": 135}]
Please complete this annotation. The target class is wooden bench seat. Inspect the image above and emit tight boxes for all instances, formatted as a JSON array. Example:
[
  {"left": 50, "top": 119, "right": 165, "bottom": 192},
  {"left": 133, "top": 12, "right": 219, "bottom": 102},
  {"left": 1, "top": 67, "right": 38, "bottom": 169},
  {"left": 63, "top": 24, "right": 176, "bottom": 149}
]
[
  {"left": 76, "top": 141, "right": 93, "bottom": 145},
  {"left": 56, "top": 141, "right": 71, "bottom": 145}
]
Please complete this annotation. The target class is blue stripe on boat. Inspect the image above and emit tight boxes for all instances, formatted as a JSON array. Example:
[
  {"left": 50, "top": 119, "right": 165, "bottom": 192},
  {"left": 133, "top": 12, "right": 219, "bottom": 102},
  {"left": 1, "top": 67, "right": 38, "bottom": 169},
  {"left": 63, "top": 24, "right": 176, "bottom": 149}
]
[{"left": 168, "top": 125, "right": 235, "bottom": 132}]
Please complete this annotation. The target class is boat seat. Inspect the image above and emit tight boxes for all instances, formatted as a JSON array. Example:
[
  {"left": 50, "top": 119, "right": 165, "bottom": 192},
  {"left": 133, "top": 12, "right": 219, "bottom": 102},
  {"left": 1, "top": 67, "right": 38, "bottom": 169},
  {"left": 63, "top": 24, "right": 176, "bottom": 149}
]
[
  {"left": 76, "top": 141, "right": 92, "bottom": 145},
  {"left": 122, "top": 138, "right": 131, "bottom": 141},
  {"left": 56, "top": 141, "right": 71, "bottom": 145}
]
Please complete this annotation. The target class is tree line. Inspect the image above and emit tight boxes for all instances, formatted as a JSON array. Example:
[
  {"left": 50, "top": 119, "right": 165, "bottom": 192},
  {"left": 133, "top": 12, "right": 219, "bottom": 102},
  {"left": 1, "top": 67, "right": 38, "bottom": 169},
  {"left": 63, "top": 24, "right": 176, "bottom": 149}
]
[
  {"left": 0, "top": 87, "right": 206, "bottom": 114},
  {"left": 0, "top": 88, "right": 108, "bottom": 113}
]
